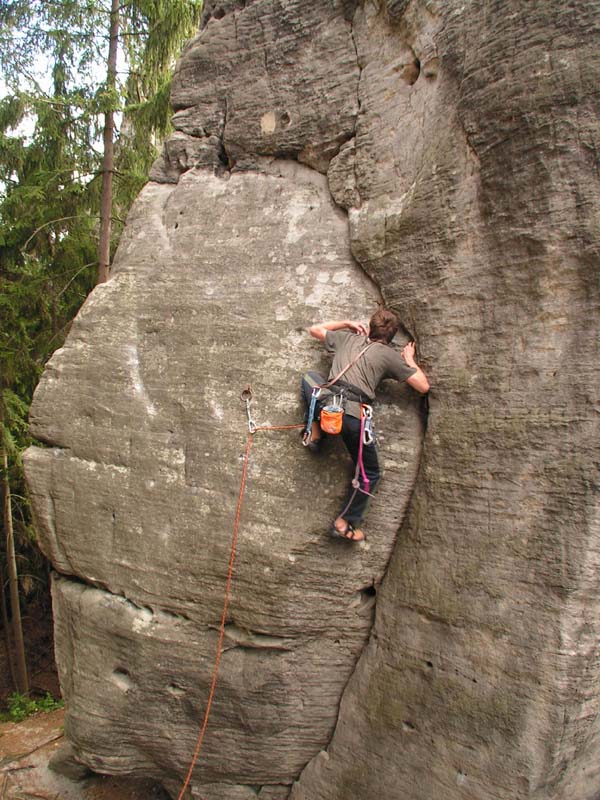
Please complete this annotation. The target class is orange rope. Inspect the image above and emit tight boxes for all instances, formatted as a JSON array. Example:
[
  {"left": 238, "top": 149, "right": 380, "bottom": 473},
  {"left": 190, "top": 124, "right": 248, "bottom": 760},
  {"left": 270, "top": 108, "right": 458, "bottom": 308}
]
[
  {"left": 177, "top": 421, "right": 304, "bottom": 799},
  {"left": 177, "top": 432, "right": 252, "bottom": 799},
  {"left": 255, "top": 423, "right": 305, "bottom": 432}
]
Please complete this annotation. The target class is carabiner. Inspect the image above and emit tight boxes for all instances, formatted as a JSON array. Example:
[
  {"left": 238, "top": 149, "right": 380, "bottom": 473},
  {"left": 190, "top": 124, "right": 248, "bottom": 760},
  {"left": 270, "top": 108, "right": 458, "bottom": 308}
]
[
  {"left": 362, "top": 404, "right": 374, "bottom": 446},
  {"left": 303, "top": 386, "right": 321, "bottom": 444},
  {"left": 241, "top": 385, "right": 257, "bottom": 433}
]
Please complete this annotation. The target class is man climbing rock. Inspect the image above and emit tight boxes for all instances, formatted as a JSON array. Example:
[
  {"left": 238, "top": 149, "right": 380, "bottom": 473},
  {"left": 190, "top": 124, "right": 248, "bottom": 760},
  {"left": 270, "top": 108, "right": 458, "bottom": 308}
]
[{"left": 302, "top": 308, "right": 430, "bottom": 542}]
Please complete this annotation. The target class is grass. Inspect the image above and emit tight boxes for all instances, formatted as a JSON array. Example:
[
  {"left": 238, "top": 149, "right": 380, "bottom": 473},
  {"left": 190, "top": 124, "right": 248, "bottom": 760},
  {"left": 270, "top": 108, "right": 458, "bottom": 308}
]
[{"left": 0, "top": 691, "right": 64, "bottom": 723}]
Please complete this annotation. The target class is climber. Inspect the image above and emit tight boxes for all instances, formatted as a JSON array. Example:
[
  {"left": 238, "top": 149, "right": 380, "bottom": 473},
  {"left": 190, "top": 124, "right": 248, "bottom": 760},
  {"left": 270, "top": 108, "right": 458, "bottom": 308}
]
[{"left": 302, "top": 308, "right": 429, "bottom": 542}]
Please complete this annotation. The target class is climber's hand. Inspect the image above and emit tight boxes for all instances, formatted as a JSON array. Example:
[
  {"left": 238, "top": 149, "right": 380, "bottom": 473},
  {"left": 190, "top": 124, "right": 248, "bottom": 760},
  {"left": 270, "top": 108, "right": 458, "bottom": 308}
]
[
  {"left": 347, "top": 320, "right": 368, "bottom": 336},
  {"left": 402, "top": 341, "right": 417, "bottom": 368}
]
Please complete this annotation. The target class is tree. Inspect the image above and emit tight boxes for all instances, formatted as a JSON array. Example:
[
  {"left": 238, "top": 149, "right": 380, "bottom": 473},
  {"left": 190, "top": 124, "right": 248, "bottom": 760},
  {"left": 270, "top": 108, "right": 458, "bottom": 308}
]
[
  {"left": 97, "top": 0, "right": 120, "bottom": 284},
  {"left": 98, "top": 0, "right": 205, "bottom": 282},
  {"left": 0, "top": 0, "right": 203, "bottom": 694},
  {"left": 2, "top": 401, "right": 29, "bottom": 693},
  {"left": 1, "top": 0, "right": 204, "bottom": 277}
]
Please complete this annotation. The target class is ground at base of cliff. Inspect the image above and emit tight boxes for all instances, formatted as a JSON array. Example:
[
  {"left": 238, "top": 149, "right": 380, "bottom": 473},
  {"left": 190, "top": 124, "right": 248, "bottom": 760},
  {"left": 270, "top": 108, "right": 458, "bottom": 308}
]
[{"left": 0, "top": 708, "right": 169, "bottom": 799}]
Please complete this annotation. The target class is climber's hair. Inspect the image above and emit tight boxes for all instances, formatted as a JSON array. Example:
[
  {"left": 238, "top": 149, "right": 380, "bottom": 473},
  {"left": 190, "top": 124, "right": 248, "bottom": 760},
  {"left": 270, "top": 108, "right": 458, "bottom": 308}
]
[{"left": 369, "top": 308, "right": 400, "bottom": 343}]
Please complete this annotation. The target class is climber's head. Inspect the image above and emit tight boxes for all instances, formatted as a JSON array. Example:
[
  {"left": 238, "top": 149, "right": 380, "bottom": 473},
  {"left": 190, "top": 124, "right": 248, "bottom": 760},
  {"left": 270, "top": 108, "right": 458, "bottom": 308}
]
[{"left": 369, "top": 308, "right": 399, "bottom": 343}]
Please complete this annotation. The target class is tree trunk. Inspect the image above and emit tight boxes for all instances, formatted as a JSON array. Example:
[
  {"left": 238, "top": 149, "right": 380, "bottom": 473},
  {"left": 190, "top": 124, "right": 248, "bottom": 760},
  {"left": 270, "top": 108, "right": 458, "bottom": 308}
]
[
  {"left": 0, "top": 563, "right": 18, "bottom": 692},
  {"left": 97, "top": 0, "right": 120, "bottom": 284},
  {"left": 2, "top": 447, "right": 28, "bottom": 694}
]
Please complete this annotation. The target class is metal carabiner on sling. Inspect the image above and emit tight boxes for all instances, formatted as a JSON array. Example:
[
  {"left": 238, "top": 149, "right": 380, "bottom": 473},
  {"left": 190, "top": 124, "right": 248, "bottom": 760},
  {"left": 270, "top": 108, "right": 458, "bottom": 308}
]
[
  {"left": 362, "top": 403, "right": 374, "bottom": 446},
  {"left": 303, "top": 385, "right": 322, "bottom": 445},
  {"left": 240, "top": 385, "right": 257, "bottom": 434}
]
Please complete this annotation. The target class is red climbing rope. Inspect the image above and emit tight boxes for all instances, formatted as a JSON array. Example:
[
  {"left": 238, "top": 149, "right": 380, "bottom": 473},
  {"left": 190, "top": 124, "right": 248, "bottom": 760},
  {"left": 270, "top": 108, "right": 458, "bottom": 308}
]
[
  {"left": 177, "top": 431, "right": 252, "bottom": 799},
  {"left": 255, "top": 424, "right": 305, "bottom": 432},
  {"left": 177, "top": 414, "right": 304, "bottom": 799}
]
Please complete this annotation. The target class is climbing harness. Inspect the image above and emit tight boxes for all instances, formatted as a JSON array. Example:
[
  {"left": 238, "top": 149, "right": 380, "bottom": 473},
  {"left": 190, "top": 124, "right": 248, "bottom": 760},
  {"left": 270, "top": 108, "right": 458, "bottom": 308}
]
[
  {"left": 303, "top": 341, "right": 377, "bottom": 444},
  {"left": 177, "top": 388, "right": 303, "bottom": 800}
]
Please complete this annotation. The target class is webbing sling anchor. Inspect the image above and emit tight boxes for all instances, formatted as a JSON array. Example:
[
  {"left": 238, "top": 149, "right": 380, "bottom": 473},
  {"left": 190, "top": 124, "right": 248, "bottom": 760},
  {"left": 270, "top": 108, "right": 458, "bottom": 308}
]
[
  {"left": 303, "top": 386, "right": 321, "bottom": 445},
  {"left": 240, "top": 385, "right": 257, "bottom": 433}
]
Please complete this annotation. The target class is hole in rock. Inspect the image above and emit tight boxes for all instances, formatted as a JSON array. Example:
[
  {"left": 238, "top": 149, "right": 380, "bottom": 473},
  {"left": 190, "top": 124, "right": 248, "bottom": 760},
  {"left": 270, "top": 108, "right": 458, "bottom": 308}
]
[
  {"left": 168, "top": 683, "right": 186, "bottom": 697},
  {"left": 353, "top": 584, "right": 377, "bottom": 612},
  {"left": 425, "top": 660, "right": 433, "bottom": 669},
  {"left": 404, "top": 57, "right": 420, "bottom": 85},
  {"left": 174, "top": 222, "right": 179, "bottom": 229},
  {"left": 214, "top": 7, "right": 225, "bottom": 19},
  {"left": 111, "top": 668, "right": 134, "bottom": 692},
  {"left": 403, "top": 720, "right": 417, "bottom": 732},
  {"left": 280, "top": 110, "right": 291, "bottom": 126}
]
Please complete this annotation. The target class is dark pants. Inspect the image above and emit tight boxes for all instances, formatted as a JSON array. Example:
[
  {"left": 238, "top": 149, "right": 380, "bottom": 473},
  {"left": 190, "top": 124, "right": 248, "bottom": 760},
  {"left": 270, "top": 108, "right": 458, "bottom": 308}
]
[{"left": 301, "top": 372, "right": 380, "bottom": 525}]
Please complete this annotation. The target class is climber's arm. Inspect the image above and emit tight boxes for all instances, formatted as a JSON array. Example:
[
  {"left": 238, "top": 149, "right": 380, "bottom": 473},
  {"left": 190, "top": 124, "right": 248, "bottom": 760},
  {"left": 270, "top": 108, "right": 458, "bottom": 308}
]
[
  {"left": 308, "top": 319, "right": 368, "bottom": 342},
  {"left": 402, "top": 342, "right": 430, "bottom": 394}
]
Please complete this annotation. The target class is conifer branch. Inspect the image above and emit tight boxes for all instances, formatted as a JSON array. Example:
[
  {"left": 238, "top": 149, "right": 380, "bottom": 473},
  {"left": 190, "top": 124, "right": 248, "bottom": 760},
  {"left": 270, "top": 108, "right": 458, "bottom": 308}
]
[{"left": 22, "top": 216, "right": 97, "bottom": 252}]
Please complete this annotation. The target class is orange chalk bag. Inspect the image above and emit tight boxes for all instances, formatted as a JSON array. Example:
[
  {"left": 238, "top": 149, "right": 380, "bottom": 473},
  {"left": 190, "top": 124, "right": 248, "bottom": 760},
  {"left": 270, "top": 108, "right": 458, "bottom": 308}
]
[{"left": 319, "top": 400, "right": 344, "bottom": 434}]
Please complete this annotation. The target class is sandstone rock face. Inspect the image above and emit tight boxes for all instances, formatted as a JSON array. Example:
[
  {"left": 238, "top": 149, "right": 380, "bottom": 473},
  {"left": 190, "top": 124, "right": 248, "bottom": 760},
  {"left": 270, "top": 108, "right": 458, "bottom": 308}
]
[
  {"left": 25, "top": 158, "right": 423, "bottom": 797},
  {"left": 25, "top": 1, "right": 600, "bottom": 799}
]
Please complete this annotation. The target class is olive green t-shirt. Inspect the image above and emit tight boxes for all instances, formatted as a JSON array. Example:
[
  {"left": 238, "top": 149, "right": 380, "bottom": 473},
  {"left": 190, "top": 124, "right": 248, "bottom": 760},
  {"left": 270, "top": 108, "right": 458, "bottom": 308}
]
[{"left": 324, "top": 330, "right": 416, "bottom": 417}]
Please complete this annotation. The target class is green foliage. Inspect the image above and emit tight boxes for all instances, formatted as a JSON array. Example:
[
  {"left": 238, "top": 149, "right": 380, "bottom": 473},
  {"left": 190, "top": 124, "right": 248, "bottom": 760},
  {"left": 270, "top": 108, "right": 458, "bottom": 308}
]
[
  {"left": 0, "top": 0, "right": 203, "bottom": 639},
  {"left": 0, "top": 691, "right": 64, "bottom": 722}
]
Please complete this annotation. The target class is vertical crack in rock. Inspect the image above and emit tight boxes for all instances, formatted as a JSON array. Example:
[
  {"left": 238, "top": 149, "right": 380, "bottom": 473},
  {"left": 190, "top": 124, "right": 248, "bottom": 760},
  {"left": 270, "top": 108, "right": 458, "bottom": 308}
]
[{"left": 348, "top": 12, "right": 362, "bottom": 129}]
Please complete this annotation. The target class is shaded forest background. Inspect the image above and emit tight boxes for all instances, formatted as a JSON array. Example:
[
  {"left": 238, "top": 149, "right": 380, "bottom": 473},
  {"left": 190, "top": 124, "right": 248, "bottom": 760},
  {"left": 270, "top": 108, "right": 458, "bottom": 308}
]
[{"left": 0, "top": 0, "right": 203, "bottom": 704}]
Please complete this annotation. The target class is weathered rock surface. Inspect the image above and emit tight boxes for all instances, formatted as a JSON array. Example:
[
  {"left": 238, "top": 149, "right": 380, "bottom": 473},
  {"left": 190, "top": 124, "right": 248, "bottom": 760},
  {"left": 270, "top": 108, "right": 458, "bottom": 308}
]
[
  {"left": 170, "top": 0, "right": 360, "bottom": 173},
  {"left": 25, "top": 155, "right": 423, "bottom": 799},
  {"left": 24, "top": 1, "right": 600, "bottom": 799}
]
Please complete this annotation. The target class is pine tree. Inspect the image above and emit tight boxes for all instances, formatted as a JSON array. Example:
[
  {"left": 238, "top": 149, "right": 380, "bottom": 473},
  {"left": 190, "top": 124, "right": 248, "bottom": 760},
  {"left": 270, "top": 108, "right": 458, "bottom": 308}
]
[{"left": 0, "top": 0, "right": 203, "bottom": 694}]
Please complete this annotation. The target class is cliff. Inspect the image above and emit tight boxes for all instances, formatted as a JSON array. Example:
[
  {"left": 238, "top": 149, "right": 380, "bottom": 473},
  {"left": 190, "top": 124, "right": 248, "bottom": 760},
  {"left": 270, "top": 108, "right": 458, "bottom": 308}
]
[{"left": 24, "top": 2, "right": 600, "bottom": 798}]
